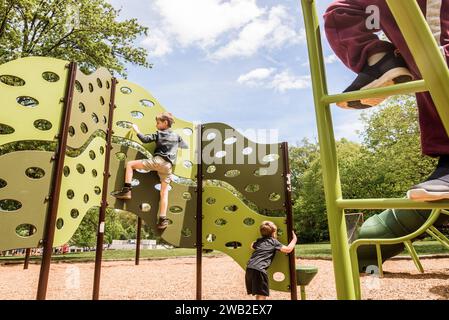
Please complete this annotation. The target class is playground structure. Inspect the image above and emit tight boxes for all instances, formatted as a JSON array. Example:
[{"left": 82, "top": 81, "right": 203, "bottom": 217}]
[
  {"left": 1, "top": 0, "right": 449, "bottom": 302},
  {"left": 0, "top": 57, "right": 298, "bottom": 300},
  {"left": 302, "top": 0, "right": 449, "bottom": 300}
]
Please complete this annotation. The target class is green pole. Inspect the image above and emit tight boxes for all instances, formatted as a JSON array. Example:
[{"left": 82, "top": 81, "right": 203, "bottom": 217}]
[
  {"left": 301, "top": 0, "right": 355, "bottom": 300},
  {"left": 387, "top": 0, "right": 449, "bottom": 135},
  {"left": 300, "top": 286, "right": 307, "bottom": 300}
]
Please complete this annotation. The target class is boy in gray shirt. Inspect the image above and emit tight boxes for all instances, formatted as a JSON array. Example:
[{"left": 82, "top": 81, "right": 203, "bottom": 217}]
[{"left": 112, "top": 112, "right": 188, "bottom": 229}]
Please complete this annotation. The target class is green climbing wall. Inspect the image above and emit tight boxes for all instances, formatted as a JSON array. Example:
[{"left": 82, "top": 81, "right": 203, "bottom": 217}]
[
  {"left": 52, "top": 66, "right": 112, "bottom": 246},
  {"left": 0, "top": 57, "right": 68, "bottom": 251},
  {"left": 201, "top": 123, "right": 292, "bottom": 293},
  {"left": 0, "top": 57, "right": 294, "bottom": 295},
  {"left": 202, "top": 186, "right": 291, "bottom": 292},
  {"left": 107, "top": 143, "right": 197, "bottom": 248},
  {"left": 106, "top": 77, "right": 199, "bottom": 247},
  {"left": 202, "top": 122, "right": 286, "bottom": 211},
  {"left": 0, "top": 151, "right": 54, "bottom": 250},
  {"left": 0, "top": 57, "right": 198, "bottom": 250},
  {"left": 112, "top": 79, "right": 197, "bottom": 180}
]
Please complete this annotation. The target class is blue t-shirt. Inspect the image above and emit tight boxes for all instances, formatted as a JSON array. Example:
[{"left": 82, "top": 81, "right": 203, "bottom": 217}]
[{"left": 246, "top": 237, "right": 283, "bottom": 273}]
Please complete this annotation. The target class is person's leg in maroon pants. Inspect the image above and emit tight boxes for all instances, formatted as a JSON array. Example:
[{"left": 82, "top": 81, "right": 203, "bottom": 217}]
[{"left": 324, "top": 0, "right": 449, "bottom": 200}]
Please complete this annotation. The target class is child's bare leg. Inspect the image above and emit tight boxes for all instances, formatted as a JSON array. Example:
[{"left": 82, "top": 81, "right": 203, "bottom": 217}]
[
  {"left": 125, "top": 160, "right": 146, "bottom": 184},
  {"left": 158, "top": 181, "right": 170, "bottom": 218},
  {"left": 256, "top": 295, "right": 266, "bottom": 301}
]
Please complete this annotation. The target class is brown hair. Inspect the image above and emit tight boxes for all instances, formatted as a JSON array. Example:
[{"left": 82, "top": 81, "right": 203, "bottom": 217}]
[
  {"left": 156, "top": 112, "right": 175, "bottom": 128},
  {"left": 260, "top": 221, "right": 277, "bottom": 238}
]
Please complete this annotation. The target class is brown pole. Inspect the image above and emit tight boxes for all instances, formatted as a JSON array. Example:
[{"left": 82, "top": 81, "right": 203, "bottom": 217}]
[
  {"left": 92, "top": 77, "right": 117, "bottom": 300},
  {"left": 196, "top": 124, "right": 203, "bottom": 300},
  {"left": 135, "top": 217, "right": 142, "bottom": 265},
  {"left": 23, "top": 248, "right": 31, "bottom": 270},
  {"left": 36, "top": 62, "right": 77, "bottom": 300},
  {"left": 281, "top": 142, "right": 298, "bottom": 300}
]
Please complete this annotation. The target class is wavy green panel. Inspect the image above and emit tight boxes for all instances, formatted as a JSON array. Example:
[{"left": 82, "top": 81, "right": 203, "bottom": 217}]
[
  {"left": 202, "top": 123, "right": 286, "bottom": 211},
  {"left": 107, "top": 143, "right": 197, "bottom": 248},
  {"left": 0, "top": 151, "right": 53, "bottom": 251},
  {"left": 113, "top": 79, "right": 197, "bottom": 180},
  {"left": 202, "top": 186, "right": 291, "bottom": 292},
  {"left": 66, "top": 67, "right": 112, "bottom": 149},
  {"left": 0, "top": 57, "right": 68, "bottom": 146},
  {"left": 53, "top": 136, "right": 107, "bottom": 246}
]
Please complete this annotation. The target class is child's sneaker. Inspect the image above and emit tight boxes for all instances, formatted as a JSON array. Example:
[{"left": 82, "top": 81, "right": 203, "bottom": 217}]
[
  {"left": 407, "top": 156, "right": 449, "bottom": 201},
  {"left": 337, "top": 50, "right": 414, "bottom": 109},
  {"left": 111, "top": 186, "right": 132, "bottom": 200},
  {"left": 157, "top": 217, "right": 170, "bottom": 230}
]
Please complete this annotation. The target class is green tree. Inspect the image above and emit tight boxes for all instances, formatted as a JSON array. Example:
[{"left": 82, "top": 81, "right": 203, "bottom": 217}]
[
  {"left": 356, "top": 95, "right": 436, "bottom": 198},
  {"left": 289, "top": 138, "right": 319, "bottom": 200},
  {"left": 293, "top": 139, "right": 361, "bottom": 242},
  {"left": 290, "top": 95, "right": 438, "bottom": 243},
  {"left": 0, "top": 0, "right": 150, "bottom": 76}
]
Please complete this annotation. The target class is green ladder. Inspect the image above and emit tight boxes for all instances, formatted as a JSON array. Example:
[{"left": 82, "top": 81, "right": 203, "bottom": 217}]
[{"left": 301, "top": 0, "right": 449, "bottom": 300}]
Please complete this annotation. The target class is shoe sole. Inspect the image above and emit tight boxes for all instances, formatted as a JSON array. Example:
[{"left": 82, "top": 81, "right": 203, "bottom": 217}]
[
  {"left": 407, "top": 188, "right": 449, "bottom": 202},
  {"left": 111, "top": 193, "right": 131, "bottom": 200},
  {"left": 337, "top": 68, "right": 414, "bottom": 109},
  {"left": 114, "top": 196, "right": 131, "bottom": 200}
]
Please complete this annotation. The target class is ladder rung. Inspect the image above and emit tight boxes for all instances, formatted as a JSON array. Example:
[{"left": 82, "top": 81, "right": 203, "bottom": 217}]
[
  {"left": 337, "top": 198, "right": 449, "bottom": 210},
  {"left": 322, "top": 80, "right": 427, "bottom": 105}
]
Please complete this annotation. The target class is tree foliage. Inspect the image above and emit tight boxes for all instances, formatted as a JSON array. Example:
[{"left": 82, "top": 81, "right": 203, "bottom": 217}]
[
  {"left": 0, "top": 0, "right": 151, "bottom": 76},
  {"left": 291, "top": 96, "right": 437, "bottom": 243}
]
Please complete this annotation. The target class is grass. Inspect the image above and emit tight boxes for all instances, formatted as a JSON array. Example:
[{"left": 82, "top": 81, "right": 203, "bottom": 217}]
[
  {"left": 0, "top": 248, "right": 202, "bottom": 264},
  {"left": 296, "top": 240, "right": 449, "bottom": 259},
  {"left": 1, "top": 241, "right": 447, "bottom": 264}
]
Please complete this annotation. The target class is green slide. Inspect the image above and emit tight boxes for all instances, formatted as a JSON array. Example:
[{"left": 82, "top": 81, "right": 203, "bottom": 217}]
[{"left": 354, "top": 209, "right": 449, "bottom": 271}]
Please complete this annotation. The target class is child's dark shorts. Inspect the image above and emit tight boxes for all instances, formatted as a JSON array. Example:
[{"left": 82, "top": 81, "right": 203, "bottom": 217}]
[{"left": 245, "top": 268, "right": 269, "bottom": 296}]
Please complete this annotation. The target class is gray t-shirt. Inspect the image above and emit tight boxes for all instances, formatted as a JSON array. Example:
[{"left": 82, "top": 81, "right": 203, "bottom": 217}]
[
  {"left": 137, "top": 130, "right": 188, "bottom": 164},
  {"left": 246, "top": 237, "right": 283, "bottom": 273}
]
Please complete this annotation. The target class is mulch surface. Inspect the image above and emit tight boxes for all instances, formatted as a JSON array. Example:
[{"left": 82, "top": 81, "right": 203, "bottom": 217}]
[{"left": 1, "top": 255, "right": 448, "bottom": 300}]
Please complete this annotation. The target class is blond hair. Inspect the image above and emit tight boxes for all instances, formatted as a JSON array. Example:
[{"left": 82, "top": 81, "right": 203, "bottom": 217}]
[
  {"left": 260, "top": 221, "right": 277, "bottom": 238},
  {"left": 156, "top": 112, "right": 175, "bottom": 128}
]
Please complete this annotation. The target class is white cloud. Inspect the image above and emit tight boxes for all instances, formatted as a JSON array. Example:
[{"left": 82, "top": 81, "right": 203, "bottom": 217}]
[
  {"left": 237, "top": 68, "right": 275, "bottom": 86},
  {"left": 238, "top": 68, "right": 311, "bottom": 93},
  {"left": 211, "top": 5, "right": 304, "bottom": 60},
  {"left": 141, "top": 1, "right": 304, "bottom": 59},
  {"left": 141, "top": 30, "right": 172, "bottom": 57},
  {"left": 270, "top": 71, "right": 311, "bottom": 92},
  {"left": 324, "top": 54, "right": 339, "bottom": 64},
  {"left": 154, "top": 0, "right": 263, "bottom": 48}
]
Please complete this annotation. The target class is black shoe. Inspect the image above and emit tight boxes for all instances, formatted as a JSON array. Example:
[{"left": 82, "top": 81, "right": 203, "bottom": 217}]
[
  {"left": 157, "top": 217, "right": 170, "bottom": 230},
  {"left": 111, "top": 186, "right": 132, "bottom": 200},
  {"left": 407, "top": 156, "right": 449, "bottom": 201},
  {"left": 337, "top": 49, "right": 414, "bottom": 109}
]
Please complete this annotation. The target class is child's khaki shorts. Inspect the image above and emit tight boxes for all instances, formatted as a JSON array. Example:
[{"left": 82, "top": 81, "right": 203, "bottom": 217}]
[{"left": 141, "top": 156, "right": 173, "bottom": 184}]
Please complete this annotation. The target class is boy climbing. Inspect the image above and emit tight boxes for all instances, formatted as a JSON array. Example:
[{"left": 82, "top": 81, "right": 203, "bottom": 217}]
[
  {"left": 111, "top": 112, "right": 188, "bottom": 229},
  {"left": 245, "top": 221, "right": 297, "bottom": 300},
  {"left": 324, "top": 0, "right": 449, "bottom": 201}
]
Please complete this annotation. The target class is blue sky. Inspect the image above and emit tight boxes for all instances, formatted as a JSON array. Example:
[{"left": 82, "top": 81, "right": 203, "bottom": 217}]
[{"left": 108, "top": 0, "right": 366, "bottom": 145}]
